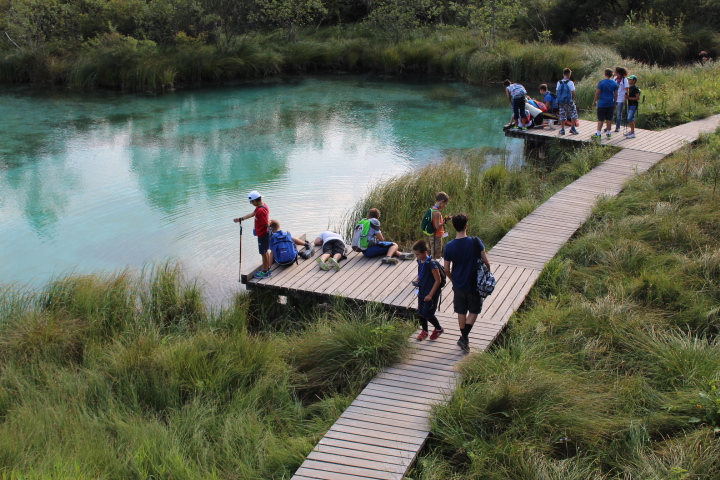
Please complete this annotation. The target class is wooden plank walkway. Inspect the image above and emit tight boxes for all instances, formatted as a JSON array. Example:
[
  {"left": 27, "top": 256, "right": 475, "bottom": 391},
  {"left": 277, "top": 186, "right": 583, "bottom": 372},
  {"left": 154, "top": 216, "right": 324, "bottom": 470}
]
[{"left": 244, "top": 116, "right": 720, "bottom": 480}]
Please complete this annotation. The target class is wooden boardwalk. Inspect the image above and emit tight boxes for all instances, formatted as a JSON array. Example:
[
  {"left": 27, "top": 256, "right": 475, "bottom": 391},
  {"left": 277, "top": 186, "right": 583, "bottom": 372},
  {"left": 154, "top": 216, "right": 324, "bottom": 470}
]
[{"left": 243, "top": 116, "right": 720, "bottom": 480}]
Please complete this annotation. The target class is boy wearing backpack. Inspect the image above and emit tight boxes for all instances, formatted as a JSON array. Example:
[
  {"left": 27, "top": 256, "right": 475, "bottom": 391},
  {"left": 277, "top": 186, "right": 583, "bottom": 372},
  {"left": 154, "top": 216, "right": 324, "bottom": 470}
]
[
  {"left": 443, "top": 213, "right": 491, "bottom": 353},
  {"left": 412, "top": 240, "right": 444, "bottom": 341},
  {"left": 556, "top": 68, "right": 579, "bottom": 135},
  {"left": 314, "top": 230, "right": 347, "bottom": 271},
  {"left": 267, "top": 220, "right": 310, "bottom": 266},
  {"left": 421, "top": 192, "right": 450, "bottom": 259},
  {"left": 233, "top": 190, "right": 271, "bottom": 279},
  {"left": 352, "top": 208, "right": 409, "bottom": 264}
]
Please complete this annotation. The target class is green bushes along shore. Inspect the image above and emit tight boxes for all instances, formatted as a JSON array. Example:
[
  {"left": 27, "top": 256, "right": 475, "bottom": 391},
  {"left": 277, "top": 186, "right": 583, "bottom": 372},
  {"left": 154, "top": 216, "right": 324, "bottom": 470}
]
[{"left": 0, "top": 263, "right": 413, "bottom": 478}]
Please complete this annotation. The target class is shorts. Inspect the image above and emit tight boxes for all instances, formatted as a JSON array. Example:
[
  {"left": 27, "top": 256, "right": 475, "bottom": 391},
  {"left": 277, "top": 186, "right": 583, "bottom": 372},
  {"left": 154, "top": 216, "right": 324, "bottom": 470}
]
[
  {"left": 322, "top": 239, "right": 346, "bottom": 258},
  {"left": 558, "top": 103, "right": 578, "bottom": 122},
  {"left": 597, "top": 106, "right": 614, "bottom": 122},
  {"left": 627, "top": 105, "right": 638, "bottom": 122},
  {"left": 417, "top": 295, "right": 440, "bottom": 318},
  {"left": 363, "top": 241, "right": 394, "bottom": 258},
  {"left": 257, "top": 233, "right": 270, "bottom": 255},
  {"left": 453, "top": 289, "right": 483, "bottom": 315}
]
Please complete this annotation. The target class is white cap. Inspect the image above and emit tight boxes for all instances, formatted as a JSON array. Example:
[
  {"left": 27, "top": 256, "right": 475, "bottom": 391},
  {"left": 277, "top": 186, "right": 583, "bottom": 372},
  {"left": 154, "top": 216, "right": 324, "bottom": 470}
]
[{"left": 248, "top": 190, "right": 261, "bottom": 201}]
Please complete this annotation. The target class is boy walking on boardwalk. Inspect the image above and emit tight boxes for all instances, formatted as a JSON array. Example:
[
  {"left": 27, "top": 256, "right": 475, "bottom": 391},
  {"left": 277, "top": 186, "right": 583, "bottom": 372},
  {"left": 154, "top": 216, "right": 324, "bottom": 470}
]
[
  {"left": 234, "top": 190, "right": 271, "bottom": 279},
  {"left": 625, "top": 75, "right": 640, "bottom": 138},
  {"left": 422, "top": 192, "right": 449, "bottom": 259},
  {"left": 413, "top": 240, "right": 444, "bottom": 341},
  {"left": 556, "top": 68, "right": 579, "bottom": 135},
  {"left": 592, "top": 68, "right": 618, "bottom": 140},
  {"left": 443, "top": 213, "right": 491, "bottom": 353}
]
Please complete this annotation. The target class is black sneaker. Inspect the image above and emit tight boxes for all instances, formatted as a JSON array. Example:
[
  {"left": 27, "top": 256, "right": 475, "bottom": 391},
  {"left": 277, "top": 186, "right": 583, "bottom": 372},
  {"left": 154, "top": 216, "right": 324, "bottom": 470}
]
[{"left": 457, "top": 336, "right": 470, "bottom": 353}]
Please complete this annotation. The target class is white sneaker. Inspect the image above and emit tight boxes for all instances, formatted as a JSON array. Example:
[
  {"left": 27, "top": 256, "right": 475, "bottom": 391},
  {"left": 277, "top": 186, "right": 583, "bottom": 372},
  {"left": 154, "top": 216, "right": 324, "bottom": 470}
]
[{"left": 626, "top": 133, "right": 636, "bottom": 139}]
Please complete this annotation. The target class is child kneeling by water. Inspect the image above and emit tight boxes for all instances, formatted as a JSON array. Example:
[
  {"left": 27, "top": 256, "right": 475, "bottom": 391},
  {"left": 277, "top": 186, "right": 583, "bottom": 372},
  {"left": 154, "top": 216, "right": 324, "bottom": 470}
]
[
  {"left": 413, "top": 240, "right": 444, "bottom": 340},
  {"left": 268, "top": 220, "right": 310, "bottom": 264}
]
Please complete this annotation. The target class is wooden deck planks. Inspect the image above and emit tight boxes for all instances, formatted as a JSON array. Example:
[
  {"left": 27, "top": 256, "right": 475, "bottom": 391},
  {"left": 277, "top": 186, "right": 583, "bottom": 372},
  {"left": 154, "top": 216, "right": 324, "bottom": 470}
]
[{"left": 238, "top": 116, "right": 720, "bottom": 480}]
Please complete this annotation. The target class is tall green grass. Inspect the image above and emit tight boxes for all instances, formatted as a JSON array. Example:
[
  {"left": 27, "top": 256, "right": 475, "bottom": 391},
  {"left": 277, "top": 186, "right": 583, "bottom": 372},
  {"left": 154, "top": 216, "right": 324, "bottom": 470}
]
[
  {"left": 410, "top": 131, "right": 720, "bottom": 479},
  {"left": 0, "top": 262, "right": 412, "bottom": 478},
  {"left": 341, "top": 143, "right": 617, "bottom": 250}
]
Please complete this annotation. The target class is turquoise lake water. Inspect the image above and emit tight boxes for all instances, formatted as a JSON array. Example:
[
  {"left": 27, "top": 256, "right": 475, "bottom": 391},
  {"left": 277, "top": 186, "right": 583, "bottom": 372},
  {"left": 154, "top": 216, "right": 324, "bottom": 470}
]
[{"left": 0, "top": 75, "right": 521, "bottom": 301}]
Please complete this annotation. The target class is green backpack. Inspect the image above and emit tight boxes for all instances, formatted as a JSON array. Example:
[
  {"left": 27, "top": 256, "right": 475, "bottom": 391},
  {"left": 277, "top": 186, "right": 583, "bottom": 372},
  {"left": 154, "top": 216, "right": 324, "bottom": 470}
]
[
  {"left": 351, "top": 218, "right": 375, "bottom": 251},
  {"left": 421, "top": 206, "right": 437, "bottom": 236}
]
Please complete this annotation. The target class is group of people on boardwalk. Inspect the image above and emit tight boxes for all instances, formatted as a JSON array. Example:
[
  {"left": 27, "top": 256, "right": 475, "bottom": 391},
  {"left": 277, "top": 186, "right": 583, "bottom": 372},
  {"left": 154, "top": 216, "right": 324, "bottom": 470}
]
[
  {"left": 504, "top": 66, "right": 641, "bottom": 138},
  {"left": 234, "top": 190, "right": 494, "bottom": 353}
]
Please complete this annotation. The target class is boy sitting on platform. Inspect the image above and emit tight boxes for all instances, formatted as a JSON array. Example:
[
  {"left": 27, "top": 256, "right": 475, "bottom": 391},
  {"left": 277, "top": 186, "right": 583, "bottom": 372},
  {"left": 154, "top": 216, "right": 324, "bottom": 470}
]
[
  {"left": 351, "top": 208, "right": 413, "bottom": 265},
  {"left": 267, "top": 220, "right": 310, "bottom": 265}
]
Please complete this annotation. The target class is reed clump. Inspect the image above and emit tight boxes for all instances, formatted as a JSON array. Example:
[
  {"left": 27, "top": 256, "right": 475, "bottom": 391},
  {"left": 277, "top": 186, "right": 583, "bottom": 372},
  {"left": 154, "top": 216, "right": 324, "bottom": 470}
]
[
  {"left": 410, "top": 131, "right": 720, "bottom": 479},
  {"left": 0, "top": 261, "right": 412, "bottom": 478},
  {"left": 342, "top": 143, "right": 617, "bottom": 250}
]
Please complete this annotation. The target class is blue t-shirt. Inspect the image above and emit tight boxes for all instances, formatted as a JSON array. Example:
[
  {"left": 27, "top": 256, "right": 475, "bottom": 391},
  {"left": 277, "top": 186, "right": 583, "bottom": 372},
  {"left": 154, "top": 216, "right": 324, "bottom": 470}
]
[
  {"left": 597, "top": 79, "right": 618, "bottom": 108},
  {"left": 417, "top": 256, "right": 439, "bottom": 298},
  {"left": 444, "top": 236, "right": 484, "bottom": 293},
  {"left": 543, "top": 92, "right": 557, "bottom": 109}
]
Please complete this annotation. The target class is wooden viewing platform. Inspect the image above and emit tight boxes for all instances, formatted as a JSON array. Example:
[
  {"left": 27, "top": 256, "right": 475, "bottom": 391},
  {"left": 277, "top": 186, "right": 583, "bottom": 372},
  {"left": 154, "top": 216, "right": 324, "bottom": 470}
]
[{"left": 241, "top": 115, "right": 720, "bottom": 480}]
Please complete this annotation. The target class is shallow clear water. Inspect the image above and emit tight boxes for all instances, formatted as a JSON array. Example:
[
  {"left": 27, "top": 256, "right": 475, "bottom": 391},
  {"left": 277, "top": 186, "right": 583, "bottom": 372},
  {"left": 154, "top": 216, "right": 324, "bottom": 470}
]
[{"left": 0, "top": 75, "right": 521, "bottom": 302}]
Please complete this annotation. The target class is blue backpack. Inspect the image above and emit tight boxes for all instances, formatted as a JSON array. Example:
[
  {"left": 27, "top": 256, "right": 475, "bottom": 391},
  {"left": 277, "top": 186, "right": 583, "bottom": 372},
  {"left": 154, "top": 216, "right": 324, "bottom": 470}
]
[
  {"left": 270, "top": 230, "right": 298, "bottom": 265},
  {"left": 556, "top": 79, "right": 573, "bottom": 104}
]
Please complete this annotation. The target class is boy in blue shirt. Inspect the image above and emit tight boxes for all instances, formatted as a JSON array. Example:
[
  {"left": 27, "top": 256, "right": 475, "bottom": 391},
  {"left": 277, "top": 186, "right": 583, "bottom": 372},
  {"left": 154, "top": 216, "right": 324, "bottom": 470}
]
[
  {"left": 412, "top": 240, "right": 444, "bottom": 341},
  {"left": 539, "top": 84, "right": 558, "bottom": 127},
  {"left": 444, "top": 213, "right": 490, "bottom": 352},
  {"left": 592, "top": 68, "right": 618, "bottom": 139}
]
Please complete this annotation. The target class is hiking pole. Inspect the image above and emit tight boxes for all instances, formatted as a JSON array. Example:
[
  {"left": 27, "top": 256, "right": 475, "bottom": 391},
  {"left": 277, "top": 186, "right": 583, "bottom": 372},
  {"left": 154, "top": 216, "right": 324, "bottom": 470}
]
[{"left": 238, "top": 222, "right": 243, "bottom": 283}]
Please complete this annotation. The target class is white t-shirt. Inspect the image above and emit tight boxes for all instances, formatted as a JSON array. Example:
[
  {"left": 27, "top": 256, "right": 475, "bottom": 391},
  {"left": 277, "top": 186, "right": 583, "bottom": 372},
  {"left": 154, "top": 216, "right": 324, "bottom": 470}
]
[
  {"left": 614, "top": 77, "right": 629, "bottom": 102},
  {"left": 556, "top": 79, "right": 576, "bottom": 92},
  {"left": 318, "top": 231, "right": 344, "bottom": 245}
]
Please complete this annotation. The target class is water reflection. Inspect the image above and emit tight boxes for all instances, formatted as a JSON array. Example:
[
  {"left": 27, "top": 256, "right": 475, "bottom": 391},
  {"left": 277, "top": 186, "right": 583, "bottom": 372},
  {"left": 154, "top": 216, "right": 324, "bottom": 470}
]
[{"left": 0, "top": 76, "right": 522, "bottom": 301}]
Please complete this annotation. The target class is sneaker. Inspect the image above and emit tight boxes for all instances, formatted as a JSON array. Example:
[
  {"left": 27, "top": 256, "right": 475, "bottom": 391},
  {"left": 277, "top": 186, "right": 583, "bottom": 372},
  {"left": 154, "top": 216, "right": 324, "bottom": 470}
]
[
  {"left": 327, "top": 257, "right": 341, "bottom": 271},
  {"left": 254, "top": 269, "right": 271, "bottom": 279},
  {"left": 606, "top": 133, "right": 612, "bottom": 138},
  {"left": 615, "top": 127, "right": 621, "bottom": 133},
  {"left": 457, "top": 336, "right": 470, "bottom": 353},
  {"left": 430, "top": 328, "right": 444, "bottom": 340},
  {"left": 381, "top": 257, "right": 399, "bottom": 265},
  {"left": 569, "top": 127, "right": 579, "bottom": 135},
  {"left": 520, "top": 126, "right": 527, "bottom": 131},
  {"left": 626, "top": 133, "right": 636, "bottom": 139},
  {"left": 559, "top": 129, "right": 566, "bottom": 135},
  {"left": 417, "top": 330, "right": 429, "bottom": 341},
  {"left": 514, "top": 125, "right": 522, "bottom": 130},
  {"left": 398, "top": 252, "right": 416, "bottom": 261},
  {"left": 316, "top": 258, "right": 330, "bottom": 271}
]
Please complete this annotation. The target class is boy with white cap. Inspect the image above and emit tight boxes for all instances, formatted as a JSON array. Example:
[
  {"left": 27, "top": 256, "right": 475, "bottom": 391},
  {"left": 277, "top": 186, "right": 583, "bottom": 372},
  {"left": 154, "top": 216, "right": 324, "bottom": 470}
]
[{"left": 234, "top": 190, "right": 272, "bottom": 279}]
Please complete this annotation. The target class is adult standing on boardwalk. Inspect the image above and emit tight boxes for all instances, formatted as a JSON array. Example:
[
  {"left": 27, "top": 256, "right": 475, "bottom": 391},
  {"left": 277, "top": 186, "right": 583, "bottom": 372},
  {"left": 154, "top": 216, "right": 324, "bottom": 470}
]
[{"left": 444, "top": 213, "right": 491, "bottom": 352}]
